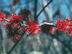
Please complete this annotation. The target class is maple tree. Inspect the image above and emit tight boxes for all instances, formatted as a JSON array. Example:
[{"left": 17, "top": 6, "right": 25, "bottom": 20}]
[
  {"left": 0, "top": 10, "right": 72, "bottom": 42},
  {"left": 0, "top": 0, "right": 72, "bottom": 54}
]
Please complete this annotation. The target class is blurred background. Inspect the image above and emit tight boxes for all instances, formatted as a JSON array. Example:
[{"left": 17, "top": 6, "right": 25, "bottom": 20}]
[{"left": 0, "top": 0, "right": 72, "bottom": 54}]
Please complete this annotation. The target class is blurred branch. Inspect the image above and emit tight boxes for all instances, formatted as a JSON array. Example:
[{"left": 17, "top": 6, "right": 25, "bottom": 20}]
[
  {"left": 64, "top": 0, "right": 72, "bottom": 18},
  {"left": 36, "top": 0, "right": 53, "bottom": 19},
  {"left": 34, "top": 0, "right": 37, "bottom": 20},
  {"left": 0, "top": 24, "right": 4, "bottom": 54},
  {"left": 51, "top": 34, "right": 72, "bottom": 52},
  {"left": 42, "top": 0, "right": 51, "bottom": 21}
]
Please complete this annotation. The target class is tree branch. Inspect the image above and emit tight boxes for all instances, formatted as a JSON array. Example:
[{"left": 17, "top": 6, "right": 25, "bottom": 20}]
[
  {"left": 35, "top": 0, "right": 53, "bottom": 19},
  {"left": 34, "top": 0, "right": 38, "bottom": 20},
  {"left": 7, "top": 0, "right": 53, "bottom": 54},
  {"left": 7, "top": 31, "right": 26, "bottom": 54},
  {"left": 51, "top": 34, "right": 72, "bottom": 52}
]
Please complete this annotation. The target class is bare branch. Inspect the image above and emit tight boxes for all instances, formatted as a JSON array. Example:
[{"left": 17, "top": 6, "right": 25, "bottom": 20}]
[{"left": 36, "top": 0, "right": 53, "bottom": 19}]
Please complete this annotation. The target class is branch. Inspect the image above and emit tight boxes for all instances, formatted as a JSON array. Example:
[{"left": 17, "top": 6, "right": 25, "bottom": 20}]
[
  {"left": 34, "top": 0, "right": 38, "bottom": 20},
  {"left": 0, "top": 24, "right": 4, "bottom": 54},
  {"left": 7, "top": 31, "right": 26, "bottom": 54},
  {"left": 64, "top": 0, "right": 72, "bottom": 18},
  {"left": 7, "top": 0, "right": 53, "bottom": 54},
  {"left": 42, "top": 0, "right": 51, "bottom": 21},
  {"left": 38, "top": 22, "right": 54, "bottom": 26},
  {"left": 36, "top": 0, "right": 53, "bottom": 19},
  {"left": 51, "top": 34, "right": 72, "bottom": 52}
]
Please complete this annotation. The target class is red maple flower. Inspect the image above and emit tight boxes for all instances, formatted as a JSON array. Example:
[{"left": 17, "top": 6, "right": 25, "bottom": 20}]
[
  {"left": 49, "top": 27, "right": 54, "bottom": 34},
  {"left": 22, "top": 28, "right": 25, "bottom": 31},
  {"left": 9, "top": 19, "right": 14, "bottom": 23},
  {"left": 12, "top": 34, "right": 21, "bottom": 41},
  {"left": 11, "top": 13, "right": 21, "bottom": 22},
  {"left": 25, "top": 19, "right": 40, "bottom": 34},
  {"left": 0, "top": 12, "right": 6, "bottom": 18},
  {"left": 0, "top": 19, "right": 4, "bottom": 24},
  {"left": 55, "top": 17, "right": 72, "bottom": 36}
]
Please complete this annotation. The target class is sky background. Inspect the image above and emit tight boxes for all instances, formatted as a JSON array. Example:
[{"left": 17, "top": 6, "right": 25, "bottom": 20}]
[{"left": 0, "top": 0, "right": 71, "bottom": 24}]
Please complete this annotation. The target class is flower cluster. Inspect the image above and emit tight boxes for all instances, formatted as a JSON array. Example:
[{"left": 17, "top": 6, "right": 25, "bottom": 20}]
[
  {"left": 0, "top": 10, "right": 40, "bottom": 41},
  {"left": 12, "top": 34, "right": 21, "bottom": 41},
  {"left": 25, "top": 19, "right": 40, "bottom": 34},
  {"left": 55, "top": 17, "right": 72, "bottom": 36},
  {"left": 1, "top": 10, "right": 72, "bottom": 41},
  {"left": 5, "top": 14, "right": 22, "bottom": 41},
  {"left": 0, "top": 12, "right": 6, "bottom": 18}
]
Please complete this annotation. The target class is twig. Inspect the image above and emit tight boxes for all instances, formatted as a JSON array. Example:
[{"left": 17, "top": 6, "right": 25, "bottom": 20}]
[
  {"left": 38, "top": 22, "right": 54, "bottom": 26},
  {"left": 35, "top": 0, "right": 53, "bottom": 18}
]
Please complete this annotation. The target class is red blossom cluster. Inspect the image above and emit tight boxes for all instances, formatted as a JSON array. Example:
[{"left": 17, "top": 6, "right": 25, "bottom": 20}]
[
  {"left": 12, "top": 34, "right": 21, "bottom": 41},
  {"left": 0, "top": 10, "right": 40, "bottom": 41},
  {"left": 0, "top": 10, "right": 72, "bottom": 41},
  {"left": 25, "top": 19, "right": 40, "bottom": 34},
  {"left": 0, "top": 12, "right": 6, "bottom": 18},
  {"left": 55, "top": 17, "right": 72, "bottom": 36}
]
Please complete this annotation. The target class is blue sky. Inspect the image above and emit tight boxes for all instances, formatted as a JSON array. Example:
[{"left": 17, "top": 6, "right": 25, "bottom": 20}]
[{"left": 0, "top": 0, "right": 71, "bottom": 24}]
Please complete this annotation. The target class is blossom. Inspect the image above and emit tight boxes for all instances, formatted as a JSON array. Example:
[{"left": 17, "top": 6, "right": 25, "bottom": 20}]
[
  {"left": 12, "top": 35, "right": 21, "bottom": 41},
  {"left": 0, "top": 12, "right": 6, "bottom": 18},
  {"left": 49, "top": 27, "right": 54, "bottom": 34},
  {"left": 11, "top": 13, "right": 21, "bottom": 22},
  {"left": 0, "top": 19, "right": 4, "bottom": 24},
  {"left": 22, "top": 28, "right": 25, "bottom": 31},
  {"left": 55, "top": 17, "right": 72, "bottom": 36},
  {"left": 25, "top": 19, "right": 40, "bottom": 34},
  {"left": 9, "top": 19, "right": 14, "bottom": 23}
]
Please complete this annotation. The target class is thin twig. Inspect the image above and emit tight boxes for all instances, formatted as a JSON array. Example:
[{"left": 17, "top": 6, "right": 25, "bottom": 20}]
[{"left": 35, "top": 0, "right": 53, "bottom": 18}]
